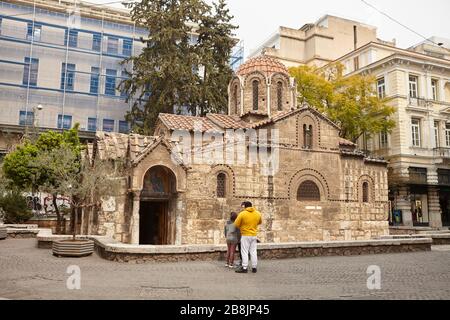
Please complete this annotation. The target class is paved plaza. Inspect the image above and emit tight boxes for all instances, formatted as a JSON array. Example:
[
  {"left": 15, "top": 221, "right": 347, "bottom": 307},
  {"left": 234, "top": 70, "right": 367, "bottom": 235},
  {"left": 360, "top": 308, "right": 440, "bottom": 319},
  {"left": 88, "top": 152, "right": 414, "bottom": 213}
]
[{"left": 0, "top": 239, "right": 449, "bottom": 300}]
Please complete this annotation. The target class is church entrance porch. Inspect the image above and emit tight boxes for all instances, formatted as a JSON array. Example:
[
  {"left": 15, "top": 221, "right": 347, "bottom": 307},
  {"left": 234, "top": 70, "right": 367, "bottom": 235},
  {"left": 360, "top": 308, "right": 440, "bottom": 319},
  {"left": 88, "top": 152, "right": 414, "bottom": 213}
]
[{"left": 132, "top": 165, "right": 178, "bottom": 245}]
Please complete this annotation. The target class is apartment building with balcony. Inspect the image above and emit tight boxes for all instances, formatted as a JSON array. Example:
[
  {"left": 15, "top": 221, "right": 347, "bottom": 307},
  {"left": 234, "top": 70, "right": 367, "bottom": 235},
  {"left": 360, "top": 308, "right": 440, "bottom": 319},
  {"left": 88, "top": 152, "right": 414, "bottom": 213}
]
[
  {"left": 249, "top": 15, "right": 395, "bottom": 68},
  {"left": 333, "top": 40, "right": 450, "bottom": 228},
  {"left": 0, "top": 0, "right": 244, "bottom": 156}
]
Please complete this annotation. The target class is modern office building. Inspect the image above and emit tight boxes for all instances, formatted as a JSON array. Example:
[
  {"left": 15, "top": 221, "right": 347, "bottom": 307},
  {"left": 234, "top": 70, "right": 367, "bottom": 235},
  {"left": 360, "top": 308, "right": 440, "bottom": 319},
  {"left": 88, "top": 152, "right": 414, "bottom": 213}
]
[
  {"left": 332, "top": 39, "right": 450, "bottom": 228},
  {"left": 249, "top": 15, "right": 395, "bottom": 68},
  {"left": 0, "top": 0, "right": 244, "bottom": 155}
]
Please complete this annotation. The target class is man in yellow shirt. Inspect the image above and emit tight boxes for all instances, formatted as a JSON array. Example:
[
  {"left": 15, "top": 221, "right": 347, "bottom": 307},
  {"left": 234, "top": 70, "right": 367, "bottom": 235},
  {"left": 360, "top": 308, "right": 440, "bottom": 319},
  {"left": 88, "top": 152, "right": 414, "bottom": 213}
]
[{"left": 234, "top": 201, "right": 262, "bottom": 273}]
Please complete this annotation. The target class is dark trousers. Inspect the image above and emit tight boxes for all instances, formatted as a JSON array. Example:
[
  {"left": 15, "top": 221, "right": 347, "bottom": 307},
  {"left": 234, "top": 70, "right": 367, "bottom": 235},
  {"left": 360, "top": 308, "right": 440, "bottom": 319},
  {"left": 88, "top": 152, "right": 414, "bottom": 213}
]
[{"left": 237, "top": 243, "right": 242, "bottom": 263}]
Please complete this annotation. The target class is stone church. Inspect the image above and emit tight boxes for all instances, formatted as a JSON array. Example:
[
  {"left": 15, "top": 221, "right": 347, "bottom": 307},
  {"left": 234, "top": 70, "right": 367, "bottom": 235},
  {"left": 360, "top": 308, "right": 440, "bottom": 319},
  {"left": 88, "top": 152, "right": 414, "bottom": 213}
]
[{"left": 85, "top": 56, "right": 390, "bottom": 245}]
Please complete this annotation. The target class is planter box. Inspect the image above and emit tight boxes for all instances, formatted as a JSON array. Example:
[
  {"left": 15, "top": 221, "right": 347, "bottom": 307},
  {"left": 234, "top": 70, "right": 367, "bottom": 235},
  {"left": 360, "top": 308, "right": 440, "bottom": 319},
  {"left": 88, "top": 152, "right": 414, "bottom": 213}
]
[
  {"left": 52, "top": 239, "right": 94, "bottom": 258},
  {"left": 0, "top": 226, "right": 6, "bottom": 240}
]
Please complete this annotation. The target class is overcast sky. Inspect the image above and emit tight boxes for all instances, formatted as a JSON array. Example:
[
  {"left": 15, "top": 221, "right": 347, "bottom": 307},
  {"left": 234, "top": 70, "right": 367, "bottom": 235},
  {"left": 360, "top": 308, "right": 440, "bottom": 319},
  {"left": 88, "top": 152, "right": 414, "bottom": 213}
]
[{"left": 102, "top": 0, "right": 450, "bottom": 58}]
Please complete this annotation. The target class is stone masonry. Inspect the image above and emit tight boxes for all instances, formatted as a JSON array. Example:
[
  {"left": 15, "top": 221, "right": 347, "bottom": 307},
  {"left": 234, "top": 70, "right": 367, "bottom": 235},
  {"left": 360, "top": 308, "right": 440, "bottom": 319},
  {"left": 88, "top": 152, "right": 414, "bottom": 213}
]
[{"left": 84, "top": 56, "right": 390, "bottom": 245}]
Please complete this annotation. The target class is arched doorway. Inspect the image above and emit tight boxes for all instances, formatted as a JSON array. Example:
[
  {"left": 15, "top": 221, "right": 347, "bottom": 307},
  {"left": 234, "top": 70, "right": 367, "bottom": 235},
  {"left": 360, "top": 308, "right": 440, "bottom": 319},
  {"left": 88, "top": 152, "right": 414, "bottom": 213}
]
[{"left": 139, "top": 166, "right": 177, "bottom": 245}]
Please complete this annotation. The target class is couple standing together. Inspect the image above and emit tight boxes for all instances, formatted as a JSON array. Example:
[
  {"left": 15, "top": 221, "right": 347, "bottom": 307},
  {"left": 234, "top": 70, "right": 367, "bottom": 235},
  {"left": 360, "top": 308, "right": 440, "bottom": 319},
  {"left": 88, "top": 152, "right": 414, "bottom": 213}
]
[{"left": 224, "top": 201, "right": 262, "bottom": 274}]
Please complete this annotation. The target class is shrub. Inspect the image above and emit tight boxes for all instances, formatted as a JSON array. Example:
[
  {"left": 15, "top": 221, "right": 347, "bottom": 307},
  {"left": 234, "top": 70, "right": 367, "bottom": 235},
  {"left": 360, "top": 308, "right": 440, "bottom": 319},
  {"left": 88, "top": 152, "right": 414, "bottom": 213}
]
[{"left": 0, "top": 191, "right": 33, "bottom": 224}]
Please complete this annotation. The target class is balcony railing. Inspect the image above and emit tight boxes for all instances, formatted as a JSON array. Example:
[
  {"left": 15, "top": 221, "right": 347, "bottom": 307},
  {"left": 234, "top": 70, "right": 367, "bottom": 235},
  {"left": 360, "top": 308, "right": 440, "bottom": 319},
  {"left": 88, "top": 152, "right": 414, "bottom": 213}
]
[
  {"left": 409, "top": 97, "right": 428, "bottom": 107},
  {"left": 434, "top": 147, "right": 450, "bottom": 159}
]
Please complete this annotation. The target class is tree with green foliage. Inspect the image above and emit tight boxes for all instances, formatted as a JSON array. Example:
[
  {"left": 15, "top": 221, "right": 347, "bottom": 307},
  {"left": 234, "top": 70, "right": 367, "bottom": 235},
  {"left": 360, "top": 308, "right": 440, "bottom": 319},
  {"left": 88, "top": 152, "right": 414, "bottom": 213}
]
[
  {"left": 34, "top": 145, "right": 123, "bottom": 240},
  {"left": 2, "top": 126, "right": 82, "bottom": 233},
  {"left": 195, "top": 0, "right": 237, "bottom": 116},
  {"left": 122, "top": 0, "right": 237, "bottom": 134},
  {"left": 290, "top": 64, "right": 396, "bottom": 143}
]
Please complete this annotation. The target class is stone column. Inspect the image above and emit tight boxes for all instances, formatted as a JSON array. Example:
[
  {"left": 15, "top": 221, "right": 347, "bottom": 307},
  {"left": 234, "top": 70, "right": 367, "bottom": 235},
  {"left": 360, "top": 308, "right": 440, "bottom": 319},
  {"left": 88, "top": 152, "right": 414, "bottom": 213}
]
[
  {"left": 428, "top": 186, "right": 443, "bottom": 228},
  {"left": 175, "top": 197, "right": 183, "bottom": 245},
  {"left": 130, "top": 191, "right": 141, "bottom": 245},
  {"left": 396, "top": 186, "right": 413, "bottom": 226},
  {"left": 267, "top": 83, "right": 271, "bottom": 117}
]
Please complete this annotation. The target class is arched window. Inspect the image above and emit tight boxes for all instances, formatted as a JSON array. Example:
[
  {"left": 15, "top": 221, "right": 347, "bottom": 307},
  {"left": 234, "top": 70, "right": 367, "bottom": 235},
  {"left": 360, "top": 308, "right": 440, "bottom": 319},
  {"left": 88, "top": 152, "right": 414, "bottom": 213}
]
[
  {"left": 297, "top": 180, "right": 320, "bottom": 201},
  {"left": 362, "top": 182, "right": 369, "bottom": 203},
  {"left": 277, "top": 81, "right": 283, "bottom": 111},
  {"left": 217, "top": 173, "right": 227, "bottom": 198},
  {"left": 252, "top": 80, "right": 259, "bottom": 110},
  {"left": 303, "top": 124, "right": 313, "bottom": 149},
  {"left": 233, "top": 84, "right": 238, "bottom": 114}
]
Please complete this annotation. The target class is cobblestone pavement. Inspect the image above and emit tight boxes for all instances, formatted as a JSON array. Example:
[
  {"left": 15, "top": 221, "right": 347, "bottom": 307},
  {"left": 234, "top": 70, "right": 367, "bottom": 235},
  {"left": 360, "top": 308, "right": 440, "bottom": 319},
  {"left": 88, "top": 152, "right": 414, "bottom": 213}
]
[{"left": 0, "top": 239, "right": 449, "bottom": 300}]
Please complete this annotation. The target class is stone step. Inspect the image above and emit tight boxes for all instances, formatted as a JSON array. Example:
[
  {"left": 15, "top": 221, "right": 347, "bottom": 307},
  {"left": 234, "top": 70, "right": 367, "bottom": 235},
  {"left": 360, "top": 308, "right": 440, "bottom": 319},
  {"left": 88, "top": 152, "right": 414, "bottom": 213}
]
[{"left": 417, "top": 230, "right": 450, "bottom": 235}]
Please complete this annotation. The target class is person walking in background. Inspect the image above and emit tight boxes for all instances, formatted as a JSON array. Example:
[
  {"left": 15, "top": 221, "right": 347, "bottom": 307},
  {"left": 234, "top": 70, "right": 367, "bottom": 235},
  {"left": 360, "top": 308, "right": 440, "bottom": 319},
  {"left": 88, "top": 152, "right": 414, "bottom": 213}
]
[
  {"left": 224, "top": 212, "right": 241, "bottom": 268},
  {"left": 234, "top": 201, "right": 262, "bottom": 274}
]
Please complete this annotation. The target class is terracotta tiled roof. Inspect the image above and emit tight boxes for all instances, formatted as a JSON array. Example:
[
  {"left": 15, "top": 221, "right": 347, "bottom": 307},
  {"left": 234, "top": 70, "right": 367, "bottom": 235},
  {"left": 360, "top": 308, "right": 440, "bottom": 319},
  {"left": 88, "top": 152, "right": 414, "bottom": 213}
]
[
  {"left": 339, "top": 138, "right": 356, "bottom": 147},
  {"left": 94, "top": 132, "right": 159, "bottom": 161},
  {"left": 158, "top": 113, "right": 221, "bottom": 132},
  {"left": 236, "top": 55, "right": 289, "bottom": 76},
  {"left": 206, "top": 114, "right": 251, "bottom": 129},
  {"left": 128, "top": 134, "right": 159, "bottom": 161},
  {"left": 95, "top": 132, "right": 129, "bottom": 160}
]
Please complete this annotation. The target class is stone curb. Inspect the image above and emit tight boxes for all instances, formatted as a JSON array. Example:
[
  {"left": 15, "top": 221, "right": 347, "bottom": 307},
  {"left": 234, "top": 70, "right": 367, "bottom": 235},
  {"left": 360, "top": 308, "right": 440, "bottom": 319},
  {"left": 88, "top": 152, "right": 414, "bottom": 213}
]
[{"left": 36, "top": 229, "right": 433, "bottom": 259}]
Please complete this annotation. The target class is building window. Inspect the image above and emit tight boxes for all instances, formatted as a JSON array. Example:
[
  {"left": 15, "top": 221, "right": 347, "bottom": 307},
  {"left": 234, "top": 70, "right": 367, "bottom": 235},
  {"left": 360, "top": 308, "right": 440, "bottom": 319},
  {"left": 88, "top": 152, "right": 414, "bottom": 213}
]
[
  {"left": 409, "top": 167, "right": 427, "bottom": 184},
  {"left": 297, "top": 180, "right": 320, "bottom": 202},
  {"left": 438, "top": 169, "right": 450, "bottom": 186},
  {"left": 362, "top": 182, "right": 369, "bottom": 203},
  {"left": 107, "top": 36, "right": 119, "bottom": 54},
  {"left": 380, "top": 130, "right": 388, "bottom": 148},
  {"left": 87, "top": 118, "right": 97, "bottom": 132},
  {"left": 252, "top": 80, "right": 259, "bottom": 111},
  {"left": 409, "top": 75, "right": 419, "bottom": 98},
  {"left": 377, "top": 77, "right": 386, "bottom": 99},
  {"left": 103, "top": 119, "right": 115, "bottom": 132},
  {"left": 92, "top": 33, "right": 102, "bottom": 51},
  {"left": 90, "top": 67, "right": 100, "bottom": 94},
  {"left": 105, "top": 69, "right": 117, "bottom": 96},
  {"left": 431, "top": 79, "right": 438, "bottom": 101},
  {"left": 64, "top": 29, "right": 78, "bottom": 48},
  {"left": 216, "top": 173, "right": 227, "bottom": 198},
  {"left": 0, "top": 18, "right": 3, "bottom": 35},
  {"left": 23, "top": 57, "right": 39, "bottom": 86},
  {"left": 122, "top": 39, "right": 132, "bottom": 56},
  {"left": 434, "top": 121, "right": 440, "bottom": 148},
  {"left": 57, "top": 115, "right": 72, "bottom": 130},
  {"left": 27, "top": 23, "right": 41, "bottom": 41},
  {"left": 120, "top": 71, "right": 129, "bottom": 98},
  {"left": 303, "top": 124, "right": 313, "bottom": 149},
  {"left": 119, "top": 121, "right": 129, "bottom": 133},
  {"left": 411, "top": 118, "right": 421, "bottom": 147},
  {"left": 277, "top": 81, "right": 283, "bottom": 111},
  {"left": 19, "top": 111, "right": 34, "bottom": 126},
  {"left": 446, "top": 123, "right": 450, "bottom": 147},
  {"left": 60, "top": 63, "right": 76, "bottom": 91}
]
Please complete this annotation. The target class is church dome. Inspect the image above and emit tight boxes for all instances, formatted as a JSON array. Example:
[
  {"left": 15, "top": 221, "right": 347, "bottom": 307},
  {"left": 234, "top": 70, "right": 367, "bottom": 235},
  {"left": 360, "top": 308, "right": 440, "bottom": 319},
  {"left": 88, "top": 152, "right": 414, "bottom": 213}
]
[{"left": 236, "top": 55, "right": 289, "bottom": 76}]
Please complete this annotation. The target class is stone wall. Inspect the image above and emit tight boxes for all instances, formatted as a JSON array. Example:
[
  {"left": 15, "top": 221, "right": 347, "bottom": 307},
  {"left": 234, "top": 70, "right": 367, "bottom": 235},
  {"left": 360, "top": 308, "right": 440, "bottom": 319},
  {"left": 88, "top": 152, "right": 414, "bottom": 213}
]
[
  {"left": 93, "top": 239, "right": 431, "bottom": 263},
  {"left": 179, "top": 141, "right": 389, "bottom": 245}
]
